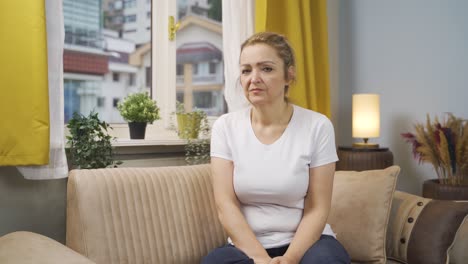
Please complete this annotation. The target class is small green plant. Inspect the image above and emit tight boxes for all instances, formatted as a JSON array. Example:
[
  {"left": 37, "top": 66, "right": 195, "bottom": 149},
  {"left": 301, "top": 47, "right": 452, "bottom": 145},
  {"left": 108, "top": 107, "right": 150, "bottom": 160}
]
[
  {"left": 185, "top": 113, "right": 210, "bottom": 165},
  {"left": 67, "top": 112, "right": 122, "bottom": 169},
  {"left": 175, "top": 102, "right": 211, "bottom": 165},
  {"left": 176, "top": 101, "right": 205, "bottom": 139},
  {"left": 117, "top": 92, "right": 160, "bottom": 123}
]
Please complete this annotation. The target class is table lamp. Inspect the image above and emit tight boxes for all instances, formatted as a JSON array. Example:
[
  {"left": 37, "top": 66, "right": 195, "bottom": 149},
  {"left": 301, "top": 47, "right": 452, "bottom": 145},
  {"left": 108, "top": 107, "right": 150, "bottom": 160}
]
[{"left": 352, "top": 94, "right": 380, "bottom": 148}]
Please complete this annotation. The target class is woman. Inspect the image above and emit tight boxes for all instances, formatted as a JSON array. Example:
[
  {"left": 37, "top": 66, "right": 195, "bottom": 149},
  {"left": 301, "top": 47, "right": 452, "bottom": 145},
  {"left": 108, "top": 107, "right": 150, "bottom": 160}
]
[{"left": 203, "top": 32, "right": 350, "bottom": 264}]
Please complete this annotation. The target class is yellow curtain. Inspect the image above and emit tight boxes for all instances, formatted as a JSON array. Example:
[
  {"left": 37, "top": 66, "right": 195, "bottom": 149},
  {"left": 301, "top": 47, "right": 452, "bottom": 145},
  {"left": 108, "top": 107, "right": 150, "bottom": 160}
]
[
  {"left": 0, "top": 1, "right": 50, "bottom": 165},
  {"left": 255, "top": 0, "right": 331, "bottom": 117}
]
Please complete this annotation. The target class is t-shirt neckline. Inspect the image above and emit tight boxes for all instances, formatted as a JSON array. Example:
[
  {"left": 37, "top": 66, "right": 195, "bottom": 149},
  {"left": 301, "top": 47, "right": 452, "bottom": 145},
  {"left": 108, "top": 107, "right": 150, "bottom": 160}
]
[{"left": 247, "top": 105, "right": 296, "bottom": 148}]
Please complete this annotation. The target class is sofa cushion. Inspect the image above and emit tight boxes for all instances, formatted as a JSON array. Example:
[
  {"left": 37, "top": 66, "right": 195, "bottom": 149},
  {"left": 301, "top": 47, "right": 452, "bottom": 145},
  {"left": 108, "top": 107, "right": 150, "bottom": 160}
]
[
  {"left": 450, "top": 216, "right": 468, "bottom": 264},
  {"left": 329, "top": 166, "right": 400, "bottom": 264},
  {"left": 386, "top": 191, "right": 468, "bottom": 264},
  {"left": 407, "top": 200, "right": 468, "bottom": 264},
  {"left": 386, "top": 191, "right": 431, "bottom": 263}
]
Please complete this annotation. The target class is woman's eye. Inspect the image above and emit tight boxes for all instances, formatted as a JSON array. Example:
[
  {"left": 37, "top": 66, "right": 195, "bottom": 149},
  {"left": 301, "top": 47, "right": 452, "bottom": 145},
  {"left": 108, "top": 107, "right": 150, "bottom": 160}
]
[
  {"left": 241, "top": 69, "right": 251, "bottom": 74},
  {"left": 263, "top": 67, "right": 273, "bottom": 72}
]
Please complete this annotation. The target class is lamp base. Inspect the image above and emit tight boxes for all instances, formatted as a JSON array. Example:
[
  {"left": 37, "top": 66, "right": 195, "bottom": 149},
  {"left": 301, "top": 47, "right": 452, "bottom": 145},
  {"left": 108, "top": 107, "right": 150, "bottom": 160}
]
[{"left": 352, "top": 142, "right": 379, "bottom": 149}]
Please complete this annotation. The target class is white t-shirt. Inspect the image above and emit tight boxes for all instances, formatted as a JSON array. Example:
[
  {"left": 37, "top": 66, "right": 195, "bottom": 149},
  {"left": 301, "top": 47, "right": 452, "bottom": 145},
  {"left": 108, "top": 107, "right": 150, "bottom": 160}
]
[{"left": 210, "top": 104, "right": 338, "bottom": 249}]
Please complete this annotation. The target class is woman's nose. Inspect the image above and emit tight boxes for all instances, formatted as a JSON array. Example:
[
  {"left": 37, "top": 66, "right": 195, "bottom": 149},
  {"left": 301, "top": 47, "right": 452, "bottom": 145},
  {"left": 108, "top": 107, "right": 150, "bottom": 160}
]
[{"left": 251, "top": 70, "right": 261, "bottom": 83}]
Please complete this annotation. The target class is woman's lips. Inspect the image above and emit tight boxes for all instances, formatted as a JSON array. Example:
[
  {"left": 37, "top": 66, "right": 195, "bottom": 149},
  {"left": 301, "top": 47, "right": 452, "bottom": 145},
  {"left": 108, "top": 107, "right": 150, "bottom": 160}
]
[{"left": 249, "top": 88, "right": 263, "bottom": 92}]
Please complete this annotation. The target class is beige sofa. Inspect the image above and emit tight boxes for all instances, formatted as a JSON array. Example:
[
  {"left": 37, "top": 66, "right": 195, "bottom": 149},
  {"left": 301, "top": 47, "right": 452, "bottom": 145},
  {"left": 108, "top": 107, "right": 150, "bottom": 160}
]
[{"left": 0, "top": 164, "right": 467, "bottom": 264}]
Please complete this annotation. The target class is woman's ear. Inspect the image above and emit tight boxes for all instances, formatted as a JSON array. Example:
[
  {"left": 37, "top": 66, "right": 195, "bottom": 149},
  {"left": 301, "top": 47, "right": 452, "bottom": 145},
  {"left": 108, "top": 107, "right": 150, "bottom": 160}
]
[{"left": 287, "top": 66, "right": 296, "bottom": 84}]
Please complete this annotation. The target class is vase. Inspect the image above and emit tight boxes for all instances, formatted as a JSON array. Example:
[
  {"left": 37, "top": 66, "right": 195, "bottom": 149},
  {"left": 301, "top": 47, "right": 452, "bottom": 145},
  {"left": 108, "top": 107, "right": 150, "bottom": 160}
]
[
  {"left": 422, "top": 179, "right": 468, "bottom": 200},
  {"left": 176, "top": 113, "right": 201, "bottom": 139},
  {"left": 128, "top": 122, "right": 147, "bottom": 139}
]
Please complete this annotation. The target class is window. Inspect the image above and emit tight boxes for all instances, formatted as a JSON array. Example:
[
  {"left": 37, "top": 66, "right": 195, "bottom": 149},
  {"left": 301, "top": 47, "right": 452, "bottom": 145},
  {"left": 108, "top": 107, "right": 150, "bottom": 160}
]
[
  {"left": 194, "top": 91, "right": 213, "bottom": 108},
  {"left": 113, "top": 98, "right": 120, "bottom": 108},
  {"left": 113, "top": 1, "right": 123, "bottom": 10},
  {"left": 97, "top": 97, "right": 105, "bottom": 107},
  {"left": 209, "top": 62, "right": 216, "bottom": 74},
  {"left": 123, "top": 0, "right": 136, "bottom": 8},
  {"left": 192, "top": 63, "right": 198, "bottom": 75},
  {"left": 176, "top": 92, "right": 184, "bottom": 104},
  {"left": 124, "top": 14, "right": 137, "bottom": 23},
  {"left": 128, "top": 73, "right": 135, "bottom": 86},
  {"left": 176, "top": 64, "right": 184, "bottom": 76},
  {"left": 63, "top": 0, "right": 226, "bottom": 130},
  {"left": 145, "top": 67, "right": 152, "bottom": 88},
  {"left": 114, "top": 16, "right": 124, "bottom": 24}
]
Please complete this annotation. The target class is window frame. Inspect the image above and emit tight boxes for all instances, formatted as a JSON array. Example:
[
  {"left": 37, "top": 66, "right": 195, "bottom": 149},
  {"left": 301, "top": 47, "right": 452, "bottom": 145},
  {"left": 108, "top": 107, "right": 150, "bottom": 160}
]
[
  {"left": 152, "top": 0, "right": 176, "bottom": 129},
  {"left": 65, "top": 0, "right": 220, "bottom": 143}
]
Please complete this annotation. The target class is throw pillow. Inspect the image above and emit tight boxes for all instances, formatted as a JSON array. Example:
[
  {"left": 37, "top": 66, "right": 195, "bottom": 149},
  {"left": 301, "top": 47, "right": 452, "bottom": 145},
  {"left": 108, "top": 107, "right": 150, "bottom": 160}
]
[
  {"left": 328, "top": 166, "right": 400, "bottom": 264},
  {"left": 386, "top": 191, "right": 468, "bottom": 264},
  {"left": 450, "top": 216, "right": 468, "bottom": 264}
]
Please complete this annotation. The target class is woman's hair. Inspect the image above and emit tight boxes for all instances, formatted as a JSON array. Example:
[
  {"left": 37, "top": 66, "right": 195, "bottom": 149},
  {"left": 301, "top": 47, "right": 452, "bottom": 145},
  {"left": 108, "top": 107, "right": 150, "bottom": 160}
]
[{"left": 240, "top": 32, "right": 296, "bottom": 95}]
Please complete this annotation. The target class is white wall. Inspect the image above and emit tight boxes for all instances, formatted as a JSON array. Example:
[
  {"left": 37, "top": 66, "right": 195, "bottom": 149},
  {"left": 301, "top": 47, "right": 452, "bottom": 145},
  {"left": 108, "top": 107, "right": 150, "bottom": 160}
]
[{"left": 329, "top": 0, "right": 468, "bottom": 194}]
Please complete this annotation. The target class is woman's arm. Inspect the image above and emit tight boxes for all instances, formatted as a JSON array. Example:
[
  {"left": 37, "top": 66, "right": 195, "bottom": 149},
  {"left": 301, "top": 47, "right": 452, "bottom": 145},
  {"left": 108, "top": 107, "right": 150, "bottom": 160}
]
[
  {"left": 274, "top": 162, "right": 335, "bottom": 264},
  {"left": 211, "top": 157, "right": 272, "bottom": 264}
]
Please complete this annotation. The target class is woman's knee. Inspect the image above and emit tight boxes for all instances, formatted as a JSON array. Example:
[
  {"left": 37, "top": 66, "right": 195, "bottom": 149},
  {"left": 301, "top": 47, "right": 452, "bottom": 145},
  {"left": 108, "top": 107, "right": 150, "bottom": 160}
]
[
  {"left": 300, "top": 235, "right": 350, "bottom": 264},
  {"left": 201, "top": 245, "right": 254, "bottom": 264}
]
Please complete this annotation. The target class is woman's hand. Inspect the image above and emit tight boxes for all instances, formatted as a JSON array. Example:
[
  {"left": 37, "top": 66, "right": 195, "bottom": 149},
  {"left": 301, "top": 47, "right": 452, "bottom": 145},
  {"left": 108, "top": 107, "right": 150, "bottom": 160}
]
[
  {"left": 269, "top": 256, "right": 298, "bottom": 264},
  {"left": 254, "top": 256, "right": 272, "bottom": 264}
]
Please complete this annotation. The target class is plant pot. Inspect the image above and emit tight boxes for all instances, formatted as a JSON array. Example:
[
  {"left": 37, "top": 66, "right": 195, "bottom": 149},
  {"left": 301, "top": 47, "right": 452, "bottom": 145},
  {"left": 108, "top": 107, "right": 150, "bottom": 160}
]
[
  {"left": 422, "top": 179, "right": 468, "bottom": 200},
  {"left": 176, "top": 113, "right": 201, "bottom": 139},
  {"left": 128, "top": 122, "right": 147, "bottom": 139}
]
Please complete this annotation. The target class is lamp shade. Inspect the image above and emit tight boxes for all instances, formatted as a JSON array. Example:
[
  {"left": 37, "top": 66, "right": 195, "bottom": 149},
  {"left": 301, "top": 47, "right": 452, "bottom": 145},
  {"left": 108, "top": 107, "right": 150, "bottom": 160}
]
[{"left": 352, "top": 94, "right": 380, "bottom": 138}]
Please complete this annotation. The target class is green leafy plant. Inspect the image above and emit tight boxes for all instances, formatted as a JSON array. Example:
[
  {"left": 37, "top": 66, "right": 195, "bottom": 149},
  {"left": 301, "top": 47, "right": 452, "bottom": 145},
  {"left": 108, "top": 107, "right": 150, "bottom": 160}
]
[
  {"left": 185, "top": 114, "right": 210, "bottom": 165},
  {"left": 402, "top": 113, "right": 468, "bottom": 185},
  {"left": 117, "top": 92, "right": 160, "bottom": 123},
  {"left": 175, "top": 102, "right": 211, "bottom": 165},
  {"left": 176, "top": 101, "right": 205, "bottom": 139},
  {"left": 67, "top": 112, "right": 122, "bottom": 169}
]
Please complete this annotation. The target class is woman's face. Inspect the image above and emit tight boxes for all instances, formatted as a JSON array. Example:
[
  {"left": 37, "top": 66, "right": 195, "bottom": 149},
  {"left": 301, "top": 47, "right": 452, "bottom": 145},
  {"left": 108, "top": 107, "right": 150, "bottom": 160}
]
[{"left": 239, "top": 43, "right": 290, "bottom": 106}]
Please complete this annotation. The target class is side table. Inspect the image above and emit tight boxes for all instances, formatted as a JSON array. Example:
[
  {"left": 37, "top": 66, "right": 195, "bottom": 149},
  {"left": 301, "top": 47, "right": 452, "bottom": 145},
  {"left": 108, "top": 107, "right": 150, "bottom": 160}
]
[{"left": 336, "top": 146, "right": 394, "bottom": 171}]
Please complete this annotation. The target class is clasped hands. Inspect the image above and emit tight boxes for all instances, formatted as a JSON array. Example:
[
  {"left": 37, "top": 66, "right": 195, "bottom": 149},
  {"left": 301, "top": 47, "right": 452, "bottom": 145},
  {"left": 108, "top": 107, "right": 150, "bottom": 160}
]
[{"left": 256, "top": 256, "right": 298, "bottom": 264}]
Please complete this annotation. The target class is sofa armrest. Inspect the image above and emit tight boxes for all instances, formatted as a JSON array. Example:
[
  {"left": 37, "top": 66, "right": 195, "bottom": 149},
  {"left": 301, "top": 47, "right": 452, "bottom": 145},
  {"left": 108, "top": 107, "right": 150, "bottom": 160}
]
[
  {"left": 0, "top": 231, "right": 95, "bottom": 264},
  {"left": 386, "top": 190, "right": 468, "bottom": 264}
]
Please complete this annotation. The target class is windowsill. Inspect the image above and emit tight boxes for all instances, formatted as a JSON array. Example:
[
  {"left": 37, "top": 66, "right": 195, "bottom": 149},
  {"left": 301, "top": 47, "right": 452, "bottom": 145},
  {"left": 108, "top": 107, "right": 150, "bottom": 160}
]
[
  {"left": 65, "top": 116, "right": 216, "bottom": 156},
  {"left": 113, "top": 138, "right": 186, "bottom": 147}
]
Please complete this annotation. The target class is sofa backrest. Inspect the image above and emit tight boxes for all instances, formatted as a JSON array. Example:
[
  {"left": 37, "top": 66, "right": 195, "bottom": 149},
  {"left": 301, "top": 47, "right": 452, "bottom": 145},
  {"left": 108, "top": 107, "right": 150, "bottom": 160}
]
[{"left": 67, "top": 164, "right": 227, "bottom": 264}]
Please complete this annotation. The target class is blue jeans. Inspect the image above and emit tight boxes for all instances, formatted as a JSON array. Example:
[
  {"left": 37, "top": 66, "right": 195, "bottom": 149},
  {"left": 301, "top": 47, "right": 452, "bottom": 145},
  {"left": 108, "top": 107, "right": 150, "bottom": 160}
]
[{"left": 201, "top": 235, "right": 350, "bottom": 264}]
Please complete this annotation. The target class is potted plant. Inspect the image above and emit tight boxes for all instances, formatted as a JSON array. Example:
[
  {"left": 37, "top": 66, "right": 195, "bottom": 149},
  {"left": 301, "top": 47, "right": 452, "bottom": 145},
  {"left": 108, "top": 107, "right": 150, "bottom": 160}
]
[
  {"left": 401, "top": 113, "right": 468, "bottom": 199},
  {"left": 174, "top": 102, "right": 210, "bottom": 165},
  {"left": 185, "top": 112, "right": 210, "bottom": 165},
  {"left": 66, "top": 111, "right": 122, "bottom": 169},
  {"left": 175, "top": 101, "right": 206, "bottom": 139},
  {"left": 117, "top": 92, "right": 160, "bottom": 139}
]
